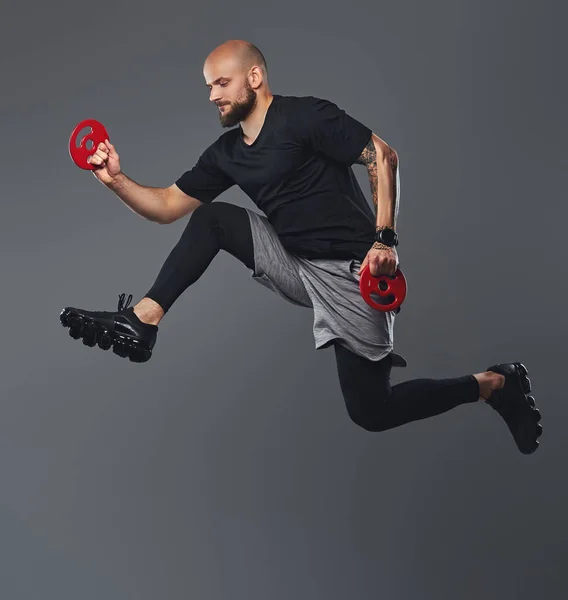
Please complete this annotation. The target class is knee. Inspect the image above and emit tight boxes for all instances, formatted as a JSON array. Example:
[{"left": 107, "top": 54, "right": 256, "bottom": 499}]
[
  {"left": 349, "top": 416, "right": 388, "bottom": 433},
  {"left": 186, "top": 202, "right": 227, "bottom": 237},
  {"left": 190, "top": 202, "right": 221, "bottom": 224},
  {"left": 344, "top": 401, "right": 389, "bottom": 433}
]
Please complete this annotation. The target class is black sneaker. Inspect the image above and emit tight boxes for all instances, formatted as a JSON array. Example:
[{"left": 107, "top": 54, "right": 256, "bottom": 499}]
[
  {"left": 485, "top": 362, "right": 543, "bottom": 454},
  {"left": 59, "top": 293, "right": 158, "bottom": 363}
]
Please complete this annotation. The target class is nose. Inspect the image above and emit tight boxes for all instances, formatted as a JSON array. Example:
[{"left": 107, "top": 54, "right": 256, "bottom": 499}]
[{"left": 209, "top": 89, "right": 222, "bottom": 103}]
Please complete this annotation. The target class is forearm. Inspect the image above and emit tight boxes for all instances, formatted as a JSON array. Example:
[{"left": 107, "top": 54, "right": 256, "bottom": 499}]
[
  {"left": 355, "top": 135, "right": 399, "bottom": 231},
  {"left": 368, "top": 147, "right": 398, "bottom": 231},
  {"left": 106, "top": 173, "right": 170, "bottom": 224}
]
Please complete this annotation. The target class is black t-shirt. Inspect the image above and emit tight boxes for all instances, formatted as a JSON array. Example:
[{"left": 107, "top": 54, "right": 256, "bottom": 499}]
[{"left": 175, "top": 94, "right": 375, "bottom": 261}]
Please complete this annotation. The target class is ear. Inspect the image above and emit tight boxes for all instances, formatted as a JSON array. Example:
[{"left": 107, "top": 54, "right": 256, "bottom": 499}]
[{"left": 248, "top": 65, "right": 264, "bottom": 89}]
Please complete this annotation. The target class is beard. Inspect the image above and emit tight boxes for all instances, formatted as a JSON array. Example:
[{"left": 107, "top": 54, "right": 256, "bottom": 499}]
[{"left": 218, "top": 81, "right": 258, "bottom": 128}]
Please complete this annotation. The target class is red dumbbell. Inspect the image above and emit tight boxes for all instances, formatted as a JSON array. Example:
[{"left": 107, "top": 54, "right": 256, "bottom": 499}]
[
  {"left": 359, "top": 264, "right": 407, "bottom": 312},
  {"left": 68, "top": 119, "right": 110, "bottom": 170}
]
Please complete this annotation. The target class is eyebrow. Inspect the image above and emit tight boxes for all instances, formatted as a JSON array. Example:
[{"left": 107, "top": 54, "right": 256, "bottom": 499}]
[{"left": 205, "top": 77, "right": 229, "bottom": 87}]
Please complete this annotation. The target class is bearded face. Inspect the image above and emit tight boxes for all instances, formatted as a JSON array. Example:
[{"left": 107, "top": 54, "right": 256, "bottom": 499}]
[{"left": 216, "top": 79, "right": 258, "bottom": 128}]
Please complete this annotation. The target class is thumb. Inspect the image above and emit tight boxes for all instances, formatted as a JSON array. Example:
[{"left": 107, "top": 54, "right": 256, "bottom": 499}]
[
  {"left": 105, "top": 139, "right": 117, "bottom": 155},
  {"left": 358, "top": 256, "right": 368, "bottom": 275}
]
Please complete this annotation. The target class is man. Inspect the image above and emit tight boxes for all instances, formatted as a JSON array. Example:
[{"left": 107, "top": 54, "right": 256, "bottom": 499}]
[{"left": 60, "top": 40, "right": 542, "bottom": 454}]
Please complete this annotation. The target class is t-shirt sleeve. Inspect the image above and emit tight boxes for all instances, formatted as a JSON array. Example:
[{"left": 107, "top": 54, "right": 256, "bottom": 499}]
[
  {"left": 298, "top": 96, "right": 373, "bottom": 165},
  {"left": 174, "top": 145, "right": 234, "bottom": 203}
]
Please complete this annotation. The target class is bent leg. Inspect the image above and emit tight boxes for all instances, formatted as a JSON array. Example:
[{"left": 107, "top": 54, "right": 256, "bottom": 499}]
[
  {"left": 333, "top": 342, "right": 480, "bottom": 432},
  {"left": 144, "top": 202, "right": 255, "bottom": 314}
]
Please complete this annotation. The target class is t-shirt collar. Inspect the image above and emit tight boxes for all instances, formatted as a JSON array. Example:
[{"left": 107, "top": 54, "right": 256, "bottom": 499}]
[{"left": 238, "top": 94, "right": 280, "bottom": 148}]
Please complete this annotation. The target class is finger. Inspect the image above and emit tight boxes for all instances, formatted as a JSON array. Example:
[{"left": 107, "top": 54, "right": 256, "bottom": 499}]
[
  {"left": 392, "top": 260, "right": 399, "bottom": 274},
  {"left": 105, "top": 139, "right": 118, "bottom": 156},
  {"left": 368, "top": 261, "right": 377, "bottom": 276},
  {"left": 98, "top": 142, "right": 108, "bottom": 152},
  {"left": 370, "top": 259, "right": 382, "bottom": 277},
  {"left": 94, "top": 149, "right": 109, "bottom": 161},
  {"left": 88, "top": 154, "right": 103, "bottom": 165}
]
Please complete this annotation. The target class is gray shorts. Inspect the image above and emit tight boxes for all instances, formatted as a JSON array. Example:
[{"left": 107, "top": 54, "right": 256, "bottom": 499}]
[{"left": 245, "top": 208, "right": 407, "bottom": 366}]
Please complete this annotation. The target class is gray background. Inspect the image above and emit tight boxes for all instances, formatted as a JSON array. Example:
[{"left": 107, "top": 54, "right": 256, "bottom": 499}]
[{"left": 1, "top": 0, "right": 566, "bottom": 598}]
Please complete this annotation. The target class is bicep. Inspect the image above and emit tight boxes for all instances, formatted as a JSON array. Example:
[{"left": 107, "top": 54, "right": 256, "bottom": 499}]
[
  {"left": 165, "top": 183, "right": 204, "bottom": 223},
  {"left": 354, "top": 133, "right": 397, "bottom": 167}
]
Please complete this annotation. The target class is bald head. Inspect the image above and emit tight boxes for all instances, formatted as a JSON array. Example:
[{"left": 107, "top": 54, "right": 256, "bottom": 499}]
[
  {"left": 204, "top": 40, "right": 271, "bottom": 129},
  {"left": 204, "top": 40, "right": 268, "bottom": 81}
]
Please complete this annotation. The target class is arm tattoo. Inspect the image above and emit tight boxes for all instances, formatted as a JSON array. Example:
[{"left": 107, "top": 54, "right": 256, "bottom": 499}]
[
  {"left": 354, "top": 138, "right": 377, "bottom": 166},
  {"left": 355, "top": 139, "right": 398, "bottom": 215},
  {"left": 355, "top": 139, "right": 379, "bottom": 208}
]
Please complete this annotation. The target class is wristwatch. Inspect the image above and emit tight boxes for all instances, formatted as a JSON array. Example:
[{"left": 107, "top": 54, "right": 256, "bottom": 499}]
[{"left": 374, "top": 227, "right": 398, "bottom": 247}]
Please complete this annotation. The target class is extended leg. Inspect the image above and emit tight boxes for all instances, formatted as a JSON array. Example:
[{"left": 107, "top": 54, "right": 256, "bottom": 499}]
[
  {"left": 333, "top": 341, "right": 486, "bottom": 432},
  {"left": 333, "top": 342, "right": 543, "bottom": 453},
  {"left": 60, "top": 202, "right": 255, "bottom": 362}
]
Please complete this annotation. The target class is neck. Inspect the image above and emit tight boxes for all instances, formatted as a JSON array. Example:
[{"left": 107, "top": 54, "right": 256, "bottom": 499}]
[{"left": 240, "top": 92, "right": 274, "bottom": 143}]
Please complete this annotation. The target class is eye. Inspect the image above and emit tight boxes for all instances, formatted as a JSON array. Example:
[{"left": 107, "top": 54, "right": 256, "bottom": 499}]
[{"left": 220, "top": 82, "right": 228, "bottom": 87}]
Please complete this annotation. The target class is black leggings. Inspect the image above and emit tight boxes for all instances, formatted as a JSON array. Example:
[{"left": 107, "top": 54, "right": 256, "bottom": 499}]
[
  {"left": 146, "top": 202, "right": 256, "bottom": 312},
  {"left": 333, "top": 344, "right": 480, "bottom": 431},
  {"left": 145, "top": 202, "right": 481, "bottom": 432}
]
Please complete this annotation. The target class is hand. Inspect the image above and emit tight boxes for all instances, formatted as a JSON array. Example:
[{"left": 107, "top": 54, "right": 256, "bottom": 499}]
[
  {"left": 87, "top": 139, "right": 121, "bottom": 185},
  {"left": 358, "top": 244, "right": 399, "bottom": 277}
]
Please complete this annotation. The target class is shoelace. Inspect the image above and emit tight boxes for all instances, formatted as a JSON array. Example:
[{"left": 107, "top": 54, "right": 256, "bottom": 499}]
[{"left": 117, "top": 293, "right": 133, "bottom": 312}]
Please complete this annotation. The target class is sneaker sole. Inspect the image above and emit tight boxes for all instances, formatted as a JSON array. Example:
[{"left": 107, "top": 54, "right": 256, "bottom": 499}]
[
  {"left": 60, "top": 308, "right": 153, "bottom": 363},
  {"left": 494, "top": 362, "right": 543, "bottom": 454},
  {"left": 516, "top": 362, "right": 543, "bottom": 454}
]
